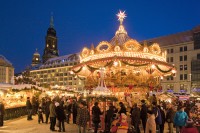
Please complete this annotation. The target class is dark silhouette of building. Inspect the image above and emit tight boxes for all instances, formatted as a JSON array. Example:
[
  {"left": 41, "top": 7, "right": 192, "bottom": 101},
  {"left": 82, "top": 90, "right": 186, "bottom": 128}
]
[{"left": 42, "top": 15, "right": 59, "bottom": 63}]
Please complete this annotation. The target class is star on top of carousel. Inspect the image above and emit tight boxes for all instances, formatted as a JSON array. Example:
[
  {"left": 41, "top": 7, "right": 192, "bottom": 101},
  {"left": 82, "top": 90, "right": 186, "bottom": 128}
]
[{"left": 72, "top": 11, "right": 176, "bottom": 90}]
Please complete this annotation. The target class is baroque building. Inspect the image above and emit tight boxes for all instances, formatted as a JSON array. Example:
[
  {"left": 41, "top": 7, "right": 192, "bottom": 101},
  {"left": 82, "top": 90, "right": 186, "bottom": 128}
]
[
  {"left": 31, "top": 49, "right": 41, "bottom": 66},
  {"left": 146, "top": 25, "right": 200, "bottom": 93},
  {"left": 30, "top": 16, "right": 84, "bottom": 90},
  {"left": 0, "top": 55, "right": 14, "bottom": 87},
  {"left": 42, "top": 15, "right": 59, "bottom": 63}
]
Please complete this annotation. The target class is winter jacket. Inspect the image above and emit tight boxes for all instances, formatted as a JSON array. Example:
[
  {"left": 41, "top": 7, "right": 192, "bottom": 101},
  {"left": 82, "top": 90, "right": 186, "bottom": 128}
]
[
  {"left": 152, "top": 107, "right": 162, "bottom": 125},
  {"left": 92, "top": 105, "right": 103, "bottom": 123},
  {"left": 49, "top": 102, "right": 56, "bottom": 117},
  {"left": 105, "top": 106, "right": 114, "bottom": 123},
  {"left": 181, "top": 127, "right": 199, "bottom": 133},
  {"left": 76, "top": 106, "right": 88, "bottom": 127},
  {"left": 26, "top": 100, "right": 32, "bottom": 109},
  {"left": 45, "top": 101, "right": 51, "bottom": 114},
  {"left": 118, "top": 106, "right": 126, "bottom": 115},
  {"left": 145, "top": 114, "right": 156, "bottom": 133},
  {"left": 131, "top": 107, "right": 140, "bottom": 124},
  {"left": 166, "top": 107, "right": 175, "bottom": 123},
  {"left": 174, "top": 111, "right": 188, "bottom": 126},
  {"left": 140, "top": 103, "right": 148, "bottom": 120},
  {"left": 55, "top": 106, "right": 66, "bottom": 121}
]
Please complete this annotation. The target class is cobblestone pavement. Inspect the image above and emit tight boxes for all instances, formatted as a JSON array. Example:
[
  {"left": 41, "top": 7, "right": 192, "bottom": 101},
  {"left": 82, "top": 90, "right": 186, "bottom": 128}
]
[
  {"left": 0, "top": 115, "right": 78, "bottom": 133},
  {"left": 0, "top": 115, "right": 175, "bottom": 133}
]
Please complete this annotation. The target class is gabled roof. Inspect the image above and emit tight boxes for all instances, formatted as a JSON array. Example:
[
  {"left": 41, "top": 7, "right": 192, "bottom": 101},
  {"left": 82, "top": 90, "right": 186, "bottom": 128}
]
[{"left": 0, "top": 55, "right": 13, "bottom": 67}]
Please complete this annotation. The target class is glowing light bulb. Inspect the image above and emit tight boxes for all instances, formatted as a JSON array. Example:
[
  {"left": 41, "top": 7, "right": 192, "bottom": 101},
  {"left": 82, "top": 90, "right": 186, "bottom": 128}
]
[
  {"left": 172, "top": 70, "right": 176, "bottom": 73},
  {"left": 151, "top": 64, "right": 155, "bottom": 69},
  {"left": 114, "top": 61, "right": 118, "bottom": 66}
]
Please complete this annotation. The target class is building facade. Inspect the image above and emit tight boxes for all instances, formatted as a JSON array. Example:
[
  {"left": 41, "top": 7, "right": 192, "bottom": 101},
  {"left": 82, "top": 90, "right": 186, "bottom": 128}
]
[
  {"left": 0, "top": 55, "right": 14, "bottom": 85},
  {"left": 30, "top": 54, "right": 84, "bottom": 90},
  {"left": 146, "top": 25, "right": 200, "bottom": 93}
]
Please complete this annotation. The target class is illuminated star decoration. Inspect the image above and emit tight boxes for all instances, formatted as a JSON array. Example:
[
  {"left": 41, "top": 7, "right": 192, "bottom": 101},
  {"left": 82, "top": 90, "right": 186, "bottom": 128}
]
[{"left": 117, "top": 10, "right": 126, "bottom": 24}]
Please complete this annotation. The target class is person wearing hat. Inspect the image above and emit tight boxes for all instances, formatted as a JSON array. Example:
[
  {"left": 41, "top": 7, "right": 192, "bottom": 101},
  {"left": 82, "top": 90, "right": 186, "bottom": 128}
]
[
  {"left": 174, "top": 106, "right": 188, "bottom": 133},
  {"left": 180, "top": 119, "right": 198, "bottom": 133},
  {"left": 145, "top": 110, "right": 156, "bottom": 133},
  {"left": 0, "top": 100, "right": 5, "bottom": 126},
  {"left": 140, "top": 99, "right": 148, "bottom": 132}
]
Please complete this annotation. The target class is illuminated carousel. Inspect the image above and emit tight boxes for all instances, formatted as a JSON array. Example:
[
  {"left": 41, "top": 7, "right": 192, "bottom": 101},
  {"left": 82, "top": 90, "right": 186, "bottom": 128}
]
[{"left": 72, "top": 11, "right": 176, "bottom": 97}]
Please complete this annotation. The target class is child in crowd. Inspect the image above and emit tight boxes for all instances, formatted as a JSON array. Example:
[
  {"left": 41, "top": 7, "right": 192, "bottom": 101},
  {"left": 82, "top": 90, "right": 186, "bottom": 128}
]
[{"left": 38, "top": 106, "right": 44, "bottom": 124}]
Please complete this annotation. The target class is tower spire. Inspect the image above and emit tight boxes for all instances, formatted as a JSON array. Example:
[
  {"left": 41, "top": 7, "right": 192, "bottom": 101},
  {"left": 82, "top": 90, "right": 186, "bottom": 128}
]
[{"left": 50, "top": 13, "right": 54, "bottom": 28}]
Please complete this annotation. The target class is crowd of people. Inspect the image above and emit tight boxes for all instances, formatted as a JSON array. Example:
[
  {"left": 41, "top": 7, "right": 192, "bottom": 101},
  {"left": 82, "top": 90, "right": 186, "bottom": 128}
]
[{"left": 23, "top": 94, "right": 200, "bottom": 133}]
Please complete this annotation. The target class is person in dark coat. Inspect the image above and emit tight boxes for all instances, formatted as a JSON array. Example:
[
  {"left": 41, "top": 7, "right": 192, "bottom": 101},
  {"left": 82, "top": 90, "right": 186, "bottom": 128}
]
[
  {"left": 118, "top": 102, "right": 126, "bottom": 115},
  {"left": 158, "top": 105, "right": 165, "bottom": 133},
  {"left": 152, "top": 102, "right": 162, "bottom": 133},
  {"left": 72, "top": 100, "right": 78, "bottom": 124},
  {"left": 105, "top": 103, "right": 114, "bottom": 132},
  {"left": 55, "top": 102, "right": 66, "bottom": 132},
  {"left": 26, "top": 97, "right": 33, "bottom": 120},
  {"left": 166, "top": 104, "right": 175, "bottom": 133},
  {"left": 44, "top": 98, "right": 51, "bottom": 124},
  {"left": 49, "top": 99, "right": 56, "bottom": 131},
  {"left": 131, "top": 103, "right": 141, "bottom": 133},
  {"left": 0, "top": 101, "right": 5, "bottom": 126},
  {"left": 140, "top": 99, "right": 148, "bottom": 132},
  {"left": 92, "top": 102, "right": 103, "bottom": 133},
  {"left": 37, "top": 106, "right": 44, "bottom": 123}
]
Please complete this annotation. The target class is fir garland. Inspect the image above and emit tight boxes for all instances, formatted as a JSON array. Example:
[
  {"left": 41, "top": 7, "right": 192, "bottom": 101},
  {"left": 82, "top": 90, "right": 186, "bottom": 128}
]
[
  {"left": 77, "top": 75, "right": 85, "bottom": 80},
  {"left": 121, "top": 61, "right": 148, "bottom": 67},
  {"left": 72, "top": 66, "right": 83, "bottom": 73},
  {"left": 104, "top": 61, "right": 113, "bottom": 67},
  {"left": 86, "top": 95, "right": 118, "bottom": 102},
  {"left": 155, "top": 65, "right": 173, "bottom": 73},
  {"left": 87, "top": 65, "right": 99, "bottom": 72}
]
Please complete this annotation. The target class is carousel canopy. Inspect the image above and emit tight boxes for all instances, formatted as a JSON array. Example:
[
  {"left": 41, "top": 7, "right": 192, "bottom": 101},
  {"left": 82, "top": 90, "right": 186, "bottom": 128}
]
[{"left": 72, "top": 11, "right": 176, "bottom": 88}]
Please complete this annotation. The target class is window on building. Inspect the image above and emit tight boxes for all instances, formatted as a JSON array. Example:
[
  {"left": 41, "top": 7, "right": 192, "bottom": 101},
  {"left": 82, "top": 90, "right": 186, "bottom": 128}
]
[
  {"left": 184, "top": 65, "right": 187, "bottom": 70},
  {"left": 184, "top": 74, "right": 187, "bottom": 80},
  {"left": 180, "top": 56, "right": 183, "bottom": 61},
  {"left": 171, "top": 76, "right": 174, "bottom": 80},
  {"left": 180, "top": 74, "right": 183, "bottom": 80},
  {"left": 170, "top": 57, "right": 173, "bottom": 62},
  {"left": 180, "top": 65, "right": 183, "bottom": 71},
  {"left": 184, "top": 46, "right": 187, "bottom": 51},
  {"left": 197, "top": 53, "right": 200, "bottom": 59},
  {"left": 167, "top": 57, "right": 169, "bottom": 62},
  {"left": 167, "top": 49, "right": 170, "bottom": 53},
  {"left": 171, "top": 49, "right": 174, "bottom": 53},
  {"left": 184, "top": 55, "right": 187, "bottom": 61},
  {"left": 180, "top": 47, "right": 183, "bottom": 52}
]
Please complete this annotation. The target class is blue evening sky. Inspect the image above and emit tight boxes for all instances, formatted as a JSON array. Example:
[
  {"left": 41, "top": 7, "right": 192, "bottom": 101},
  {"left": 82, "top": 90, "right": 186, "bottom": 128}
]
[{"left": 0, "top": 0, "right": 200, "bottom": 73}]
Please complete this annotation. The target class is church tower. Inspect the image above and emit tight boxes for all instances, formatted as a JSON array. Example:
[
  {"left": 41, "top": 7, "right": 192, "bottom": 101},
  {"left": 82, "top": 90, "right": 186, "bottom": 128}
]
[
  {"left": 42, "top": 15, "right": 59, "bottom": 63},
  {"left": 31, "top": 49, "right": 41, "bottom": 66}
]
